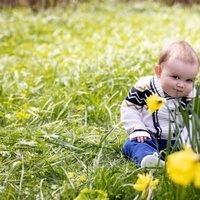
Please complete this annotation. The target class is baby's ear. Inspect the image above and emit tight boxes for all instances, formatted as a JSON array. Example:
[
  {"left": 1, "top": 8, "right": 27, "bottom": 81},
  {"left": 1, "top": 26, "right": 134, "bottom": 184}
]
[{"left": 154, "top": 65, "right": 162, "bottom": 77}]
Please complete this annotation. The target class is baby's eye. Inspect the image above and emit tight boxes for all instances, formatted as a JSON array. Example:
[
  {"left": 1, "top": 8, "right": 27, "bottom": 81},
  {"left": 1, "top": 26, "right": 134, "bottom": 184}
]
[
  {"left": 186, "top": 79, "right": 193, "bottom": 83},
  {"left": 172, "top": 76, "right": 179, "bottom": 79}
]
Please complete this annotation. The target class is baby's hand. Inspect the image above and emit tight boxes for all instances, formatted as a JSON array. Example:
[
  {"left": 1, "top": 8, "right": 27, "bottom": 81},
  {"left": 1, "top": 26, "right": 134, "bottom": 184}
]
[{"left": 136, "top": 136, "right": 148, "bottom": 143}]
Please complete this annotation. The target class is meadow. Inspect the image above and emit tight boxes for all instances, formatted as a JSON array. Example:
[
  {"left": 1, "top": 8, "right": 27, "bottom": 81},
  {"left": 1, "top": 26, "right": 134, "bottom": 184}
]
[{"left": 0, "top": 1, "right": 200, "bottom": 199}]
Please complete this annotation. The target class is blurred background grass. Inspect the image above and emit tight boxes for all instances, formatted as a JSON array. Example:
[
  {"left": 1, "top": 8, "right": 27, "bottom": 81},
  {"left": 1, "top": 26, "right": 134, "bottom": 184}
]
[{"left": 1, "top": 0, "right": 200, "bottom": 11}]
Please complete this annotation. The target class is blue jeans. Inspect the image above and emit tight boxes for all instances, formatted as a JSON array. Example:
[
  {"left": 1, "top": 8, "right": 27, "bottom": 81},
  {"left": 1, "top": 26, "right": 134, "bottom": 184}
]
[{"left": 122, "top": 138, "right": 175, "bottom": 166}]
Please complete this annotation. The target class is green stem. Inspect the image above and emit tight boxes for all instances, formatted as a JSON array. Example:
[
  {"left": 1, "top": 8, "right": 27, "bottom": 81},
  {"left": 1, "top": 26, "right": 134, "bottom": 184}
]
[
  {"left": 146, "top": 189, "right": 152, "bottom": 200},
  {"left": 176, "top": 186, "right": 186, "bottom": 200}
]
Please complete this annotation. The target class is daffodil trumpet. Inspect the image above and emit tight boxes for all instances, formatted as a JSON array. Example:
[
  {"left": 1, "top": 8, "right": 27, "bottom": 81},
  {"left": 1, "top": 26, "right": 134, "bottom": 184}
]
[{"left": 146, "top": 93, "right": 166, "bottom": 113}]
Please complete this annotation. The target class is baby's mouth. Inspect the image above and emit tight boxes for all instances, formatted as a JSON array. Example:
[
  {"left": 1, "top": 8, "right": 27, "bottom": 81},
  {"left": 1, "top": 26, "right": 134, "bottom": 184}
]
[
  {"left": 174, "top": 87, "right": 183, "bottom": 92},
  {"left": 176, "top": 89, "right": 183, "bottom": 92}
]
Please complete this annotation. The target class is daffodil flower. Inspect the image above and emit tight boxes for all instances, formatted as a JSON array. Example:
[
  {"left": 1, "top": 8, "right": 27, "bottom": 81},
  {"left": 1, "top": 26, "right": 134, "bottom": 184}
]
[
  {"left": 134, "top": 173, "right": 159, "bottom": 199},
  {"left": 15, "top": 111, "right": 30, "bottom": 120},
  {"left": 146, "top": 93, "right": 166, "bottom": 113},
  {"left": 166, "top": 147, "right": 200, "bottom": 188},
  {"left": 67, "top": 172, "right": 75, "bottom": 179},
  {"left": 79, "top": 174, "right": 87, "bottom": 182}
]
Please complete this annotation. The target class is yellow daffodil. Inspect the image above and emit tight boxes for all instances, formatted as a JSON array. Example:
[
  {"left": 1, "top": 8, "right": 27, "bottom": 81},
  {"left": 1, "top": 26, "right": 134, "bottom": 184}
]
[
  {"left": 146, "top": 93, "right": 166, "bottom": 113},
  {"left": 166, "top": 148, "right": 200, "bottom": 187},
  {"left": 79, "top": 174, "right": 87, "bottom": 182},
  {"left": 67, "top": 172, "right": 75, "bottom": 179},
  {"left": 134, "top": 173, "right": 159, "bottom": 199},
  {"left": 15, "top": 111, "right": 30, "bottom": 120}
]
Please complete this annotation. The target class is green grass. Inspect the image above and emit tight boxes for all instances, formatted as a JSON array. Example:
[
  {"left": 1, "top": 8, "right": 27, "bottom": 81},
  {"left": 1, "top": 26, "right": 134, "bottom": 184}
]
[{"left": 0, "top": 1, "right": 200, "bottom": 199}]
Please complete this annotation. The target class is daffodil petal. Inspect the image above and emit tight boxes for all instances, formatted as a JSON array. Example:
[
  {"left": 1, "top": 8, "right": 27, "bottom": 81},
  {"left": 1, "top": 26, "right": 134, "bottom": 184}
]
[
  {"left": 150, "top": 179, "right": 159, "bottom": 188},
  {"left": 133, "top": 184, "right": 146, "bottom": 191}
]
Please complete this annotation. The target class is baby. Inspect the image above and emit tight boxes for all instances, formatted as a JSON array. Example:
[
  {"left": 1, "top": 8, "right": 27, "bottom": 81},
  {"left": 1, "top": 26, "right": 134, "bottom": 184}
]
[{"left": 121, "top": 40, "right": 199, "bottom": 167}]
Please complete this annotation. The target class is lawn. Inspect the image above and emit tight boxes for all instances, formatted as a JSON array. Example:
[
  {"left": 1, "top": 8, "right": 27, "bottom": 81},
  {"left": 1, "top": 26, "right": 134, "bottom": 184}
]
[{"left": 0, "top": 1, "right": 200, "bottom": 199}]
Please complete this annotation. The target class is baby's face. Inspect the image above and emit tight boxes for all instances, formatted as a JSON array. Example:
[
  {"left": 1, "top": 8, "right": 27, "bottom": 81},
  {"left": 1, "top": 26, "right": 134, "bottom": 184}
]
[{"left": 158, "top": 58, "right": 199, "bottom": 97}]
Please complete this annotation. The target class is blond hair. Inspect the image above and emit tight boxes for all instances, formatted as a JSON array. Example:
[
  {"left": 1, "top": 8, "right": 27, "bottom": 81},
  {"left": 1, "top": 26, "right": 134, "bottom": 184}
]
[{"left": 158, "top": 40, "right": 200, "bottom": 67}]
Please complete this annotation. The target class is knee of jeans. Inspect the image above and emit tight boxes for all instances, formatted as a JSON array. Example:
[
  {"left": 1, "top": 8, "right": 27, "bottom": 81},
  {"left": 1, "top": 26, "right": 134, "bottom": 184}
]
[{"left": 122, "top": 139, "right": 135, "bottom": 156}]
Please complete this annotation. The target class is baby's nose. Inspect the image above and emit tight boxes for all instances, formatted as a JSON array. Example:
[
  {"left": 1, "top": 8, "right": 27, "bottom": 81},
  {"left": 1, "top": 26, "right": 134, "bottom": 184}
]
[{"left": 176, "top": 82, "right": 184, "bottom": 88}]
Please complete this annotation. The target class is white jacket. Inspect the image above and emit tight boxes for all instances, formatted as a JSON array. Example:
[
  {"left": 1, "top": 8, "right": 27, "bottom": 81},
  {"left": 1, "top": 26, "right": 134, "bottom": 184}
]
[{"left": 121, "top": 76, "right": 195, "bottom": 140}]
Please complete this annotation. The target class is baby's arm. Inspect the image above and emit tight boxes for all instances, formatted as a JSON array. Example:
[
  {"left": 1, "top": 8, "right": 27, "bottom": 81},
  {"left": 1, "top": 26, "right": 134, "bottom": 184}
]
[
  {"left": 121, "top": 100, "right": 151, "bottom": 141},
  {"left": 121, "top": 77, "right": 153, "bottom": 142}
]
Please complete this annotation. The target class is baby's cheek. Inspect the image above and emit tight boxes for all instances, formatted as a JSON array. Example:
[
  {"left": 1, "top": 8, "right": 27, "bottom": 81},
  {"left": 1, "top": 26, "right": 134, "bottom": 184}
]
[
  {"left": 164, "top": 81, "right": 174, "bottom": 90},
  {"left": 187, "top": 84, "right": 193, "bottom": 92}
]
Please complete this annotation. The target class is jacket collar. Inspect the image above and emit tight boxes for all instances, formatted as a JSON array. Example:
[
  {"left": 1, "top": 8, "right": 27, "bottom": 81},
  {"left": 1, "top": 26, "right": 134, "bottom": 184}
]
[{"left": 151, "top": 75, "right": 165, "bottom": 97}]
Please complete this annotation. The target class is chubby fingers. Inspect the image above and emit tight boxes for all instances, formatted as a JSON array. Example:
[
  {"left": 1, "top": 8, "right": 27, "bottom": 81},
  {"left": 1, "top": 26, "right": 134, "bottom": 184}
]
[{"left": 136, "top": 136, "right": 147, "bottom": 143}]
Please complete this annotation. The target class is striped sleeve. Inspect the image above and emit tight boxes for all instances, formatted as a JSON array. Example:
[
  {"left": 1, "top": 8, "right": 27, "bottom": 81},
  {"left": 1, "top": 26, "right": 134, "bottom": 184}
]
[
  {"left": 126, "top": 87, "right": 152, "bottom": 106},
  {"left": 121, "top": 78, "right": 153, "bottom": 139}
]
